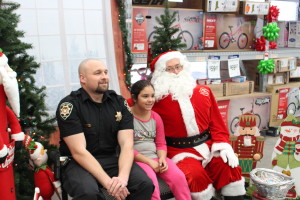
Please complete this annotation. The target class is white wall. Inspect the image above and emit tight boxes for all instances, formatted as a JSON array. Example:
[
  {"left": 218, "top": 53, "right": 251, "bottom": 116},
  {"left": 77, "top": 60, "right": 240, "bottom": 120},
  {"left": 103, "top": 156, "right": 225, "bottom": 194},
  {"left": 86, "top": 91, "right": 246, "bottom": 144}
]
[{"left": 14, "top": 0, "right": 119, "bottom": 116}]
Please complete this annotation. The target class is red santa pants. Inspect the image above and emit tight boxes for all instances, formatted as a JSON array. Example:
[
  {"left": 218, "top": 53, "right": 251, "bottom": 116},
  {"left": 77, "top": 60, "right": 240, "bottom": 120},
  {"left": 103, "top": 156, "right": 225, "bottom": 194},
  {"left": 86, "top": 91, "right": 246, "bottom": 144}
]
[{"left": 177, "top": 157, "right": 243, "bottom": 193}]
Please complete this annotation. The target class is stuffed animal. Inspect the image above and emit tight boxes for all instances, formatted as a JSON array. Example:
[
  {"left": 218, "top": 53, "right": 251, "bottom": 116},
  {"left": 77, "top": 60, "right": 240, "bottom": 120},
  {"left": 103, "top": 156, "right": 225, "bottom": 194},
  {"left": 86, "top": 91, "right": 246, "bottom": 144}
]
[
  {"left": 230, "top": 113, "right": 265, "bottom": 180},
  {"left": 24, "top": 135, "right": 61, "bottom": 200},
  {"left": 0, "top": 48, "right": 24, "bottom": 200}
]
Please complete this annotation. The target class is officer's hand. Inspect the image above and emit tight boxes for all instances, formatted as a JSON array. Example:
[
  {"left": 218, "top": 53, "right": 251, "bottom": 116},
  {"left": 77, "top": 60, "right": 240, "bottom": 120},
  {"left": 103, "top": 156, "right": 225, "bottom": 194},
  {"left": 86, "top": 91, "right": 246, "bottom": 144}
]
[
  {"left": 108, "top": 177, "right": 129, "bottom": 199},
  {"left": 149, "top": 159, "right": 160, "bottom": 173}
]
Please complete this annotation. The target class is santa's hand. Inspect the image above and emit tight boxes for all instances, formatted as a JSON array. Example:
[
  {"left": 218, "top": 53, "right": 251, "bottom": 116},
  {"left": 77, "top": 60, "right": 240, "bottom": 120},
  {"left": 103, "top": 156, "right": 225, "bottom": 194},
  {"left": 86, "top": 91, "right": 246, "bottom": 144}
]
[{"left": 220, "top": 149, "right": 239, "bottom": 168}]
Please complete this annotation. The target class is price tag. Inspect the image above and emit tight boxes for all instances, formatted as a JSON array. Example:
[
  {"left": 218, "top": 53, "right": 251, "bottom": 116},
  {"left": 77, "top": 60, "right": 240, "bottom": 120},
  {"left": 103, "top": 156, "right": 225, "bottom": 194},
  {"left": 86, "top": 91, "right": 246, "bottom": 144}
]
[
  {"left": 228, "top": 55, "right": 241, "bottom": 77},
  {"left": 207, "top": 56, "right": 220, "bottom": 79}
]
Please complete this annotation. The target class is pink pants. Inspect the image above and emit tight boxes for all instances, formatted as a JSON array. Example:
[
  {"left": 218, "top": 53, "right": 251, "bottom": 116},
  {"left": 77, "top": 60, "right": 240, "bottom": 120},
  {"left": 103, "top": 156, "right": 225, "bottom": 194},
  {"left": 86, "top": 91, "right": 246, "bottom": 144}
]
[{"left": 136, "top": 158, "right": 192, "bottom": 200}]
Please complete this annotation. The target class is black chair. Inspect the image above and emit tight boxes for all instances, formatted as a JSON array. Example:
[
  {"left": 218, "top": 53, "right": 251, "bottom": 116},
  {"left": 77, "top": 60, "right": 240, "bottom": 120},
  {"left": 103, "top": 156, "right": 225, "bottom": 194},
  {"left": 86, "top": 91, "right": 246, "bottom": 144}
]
[{"left": 50, "top": 151, "right": 174, "bottom": 200}]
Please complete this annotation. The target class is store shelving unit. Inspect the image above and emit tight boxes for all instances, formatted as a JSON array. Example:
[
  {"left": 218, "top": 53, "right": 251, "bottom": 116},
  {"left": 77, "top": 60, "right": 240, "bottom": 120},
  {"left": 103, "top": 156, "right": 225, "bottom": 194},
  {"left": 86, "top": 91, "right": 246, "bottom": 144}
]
[{"left": 132, "top": 48, "right": 300, "bottom": 63}]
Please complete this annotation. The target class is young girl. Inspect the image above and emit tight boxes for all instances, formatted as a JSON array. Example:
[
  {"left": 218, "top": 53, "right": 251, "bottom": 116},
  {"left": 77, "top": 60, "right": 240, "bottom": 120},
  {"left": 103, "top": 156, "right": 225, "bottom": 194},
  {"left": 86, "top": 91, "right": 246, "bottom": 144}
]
[{"left": 130, "top": 80, "right": 191, "bottom": 200}]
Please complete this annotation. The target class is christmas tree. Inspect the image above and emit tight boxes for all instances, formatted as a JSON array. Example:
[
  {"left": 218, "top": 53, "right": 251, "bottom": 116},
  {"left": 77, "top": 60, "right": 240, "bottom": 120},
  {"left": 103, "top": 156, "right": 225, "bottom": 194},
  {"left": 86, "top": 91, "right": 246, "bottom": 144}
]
[
  {"left": 0, "top": 1, "right": 56, "bottom": 199},
  {"left": 150, "top": 2, "right": 187, "bottom": 60}
]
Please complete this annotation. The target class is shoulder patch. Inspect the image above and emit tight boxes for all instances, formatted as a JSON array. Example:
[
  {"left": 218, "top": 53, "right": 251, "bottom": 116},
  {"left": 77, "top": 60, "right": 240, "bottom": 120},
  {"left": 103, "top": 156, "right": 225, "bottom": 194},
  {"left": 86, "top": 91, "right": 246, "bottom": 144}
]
[
  {"left": 124, "top": 100, "right": 132, "bottom": 114},
  {"left": 60, "top": 102, "right": 73, "bottom": 120},
  {"left": 199, "top": 87, "right": 209, "bottom": 96}
]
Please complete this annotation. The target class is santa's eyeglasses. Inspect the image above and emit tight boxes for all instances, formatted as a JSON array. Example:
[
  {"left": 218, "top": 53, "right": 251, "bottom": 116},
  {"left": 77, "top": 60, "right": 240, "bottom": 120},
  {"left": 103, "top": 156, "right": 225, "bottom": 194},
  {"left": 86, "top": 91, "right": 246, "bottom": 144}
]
[{"left": 165, "top": 64, "right": 183, "bottom": 73}]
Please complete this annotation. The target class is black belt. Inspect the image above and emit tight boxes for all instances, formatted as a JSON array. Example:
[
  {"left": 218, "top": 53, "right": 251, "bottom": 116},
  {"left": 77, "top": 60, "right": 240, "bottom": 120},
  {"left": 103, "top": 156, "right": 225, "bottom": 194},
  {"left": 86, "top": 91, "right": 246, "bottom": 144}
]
[{"left": 165, "top": 129, "right": 211, "bottom": 149}]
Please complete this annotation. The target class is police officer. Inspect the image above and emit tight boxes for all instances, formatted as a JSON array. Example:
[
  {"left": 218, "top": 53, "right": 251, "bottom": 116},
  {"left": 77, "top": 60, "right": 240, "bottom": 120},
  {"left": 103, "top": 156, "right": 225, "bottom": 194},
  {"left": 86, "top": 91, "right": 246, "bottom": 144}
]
[{"left": 56, "top": 58, "right": 153, "bottom": 200}]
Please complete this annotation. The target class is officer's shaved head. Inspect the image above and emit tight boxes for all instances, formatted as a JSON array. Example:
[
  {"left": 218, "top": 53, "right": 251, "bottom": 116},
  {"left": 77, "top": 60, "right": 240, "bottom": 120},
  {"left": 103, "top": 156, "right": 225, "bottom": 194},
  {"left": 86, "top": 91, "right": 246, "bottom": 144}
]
[{"left": 78, "top": 58, "right": 105, "bottom": 76}]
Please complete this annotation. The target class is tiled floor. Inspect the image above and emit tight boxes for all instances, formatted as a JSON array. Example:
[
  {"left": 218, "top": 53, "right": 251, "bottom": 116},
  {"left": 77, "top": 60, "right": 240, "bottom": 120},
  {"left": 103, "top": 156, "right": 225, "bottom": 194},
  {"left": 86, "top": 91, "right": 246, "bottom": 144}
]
[{"left": 53, "top": 135, "right": 279, "bottom": 200}]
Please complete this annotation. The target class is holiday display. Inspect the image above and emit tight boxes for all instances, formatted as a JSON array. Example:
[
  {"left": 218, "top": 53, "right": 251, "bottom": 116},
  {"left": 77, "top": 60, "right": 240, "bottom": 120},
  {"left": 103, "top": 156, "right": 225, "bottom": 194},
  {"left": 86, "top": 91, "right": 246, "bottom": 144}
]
[
  {"left": 149, "top": 2, "right": 187, "bottom": 61},
  {"left": 271, "top": 111, "right": 300, "bottom": 198},
  {"left": 257, "top": 59, "right": 275, "bottom": 75},
  {"left": 24, "top": 135, "right": 61, "bottom": 200},
  {"left": 0, "top": 2, "right": 56, "bottom": 198},
  {"left": 263, "top": 22, "right": 280, "bottom": 42},
  {"left": 255, "top": 36, "right": 277, "bottom": 51},
  {"left": 230, "top": 113, "right": 264, "bottom": 180},
  {"left": 266, "top": 5, "right": 280, "bottom": 23},
  {"left": 0, "top": 49, "right": 24, "bottom": 200}
]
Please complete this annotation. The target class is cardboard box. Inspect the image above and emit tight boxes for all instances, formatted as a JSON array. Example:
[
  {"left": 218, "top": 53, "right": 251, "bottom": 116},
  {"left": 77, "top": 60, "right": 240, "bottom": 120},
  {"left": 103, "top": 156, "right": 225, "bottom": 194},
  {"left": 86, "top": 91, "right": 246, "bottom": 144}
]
[
  {"left": 227, "top": 81, "right": 254, "bottom": 96},
  {"left": 274, "top": 58, "right": 289, "bottom": 73},
  {"left": 288, "top": 21, "right": 300, "bottom": 48},
  {"left": 267, "top": 83, "right": 300, "bottom": 127},
  {"left": 206, "top": 83, "right": 228, "bottom": 97},
  {"left": 243, "top": 1, "right": 270, "bottom": 15},
  {"left": 290, "top": 66, "right": 300, "bottom": 78},
  {"left": 277, "top": 21, "right": 289, "bottom": 48},
  {"left": 206, "top": 0, "right": 239, "bottom": 12}
]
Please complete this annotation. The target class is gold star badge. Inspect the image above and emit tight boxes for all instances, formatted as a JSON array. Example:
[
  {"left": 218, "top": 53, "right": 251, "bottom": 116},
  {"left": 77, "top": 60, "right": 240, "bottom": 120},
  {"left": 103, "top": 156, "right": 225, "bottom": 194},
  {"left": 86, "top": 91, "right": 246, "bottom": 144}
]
[{"left": 115, "top": 112, "right": 122, "bottom": 122}]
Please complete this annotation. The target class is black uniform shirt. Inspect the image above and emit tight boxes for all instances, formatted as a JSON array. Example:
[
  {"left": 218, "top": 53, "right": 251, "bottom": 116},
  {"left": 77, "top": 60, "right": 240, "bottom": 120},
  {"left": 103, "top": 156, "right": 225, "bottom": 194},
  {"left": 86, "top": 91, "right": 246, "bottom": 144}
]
[{"left": 56, "top": 88, "right": 133, "bottom": 157}]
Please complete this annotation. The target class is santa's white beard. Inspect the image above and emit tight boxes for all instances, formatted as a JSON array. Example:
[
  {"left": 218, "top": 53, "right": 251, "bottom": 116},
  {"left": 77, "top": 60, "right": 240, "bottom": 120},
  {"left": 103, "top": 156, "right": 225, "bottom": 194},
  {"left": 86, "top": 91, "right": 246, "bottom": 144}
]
[
  {"left": 152, "top": 70, "right": 196, "bottom": 101},
  {"left": 152, "top": 70, "right": 200, "bottom": 136}
]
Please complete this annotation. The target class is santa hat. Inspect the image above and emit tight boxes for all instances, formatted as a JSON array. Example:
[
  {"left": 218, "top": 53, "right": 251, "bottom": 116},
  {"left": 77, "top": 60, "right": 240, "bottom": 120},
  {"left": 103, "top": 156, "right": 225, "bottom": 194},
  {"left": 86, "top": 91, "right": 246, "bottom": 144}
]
[
  {"left": 24, "top": 135, "right": 43, "bottom": 160},
  {"left": 239, "top": 113, "right": 257, "bottom": 127},
  {"left": 150, "top": 51, "right": 188, "bottom": 73}
]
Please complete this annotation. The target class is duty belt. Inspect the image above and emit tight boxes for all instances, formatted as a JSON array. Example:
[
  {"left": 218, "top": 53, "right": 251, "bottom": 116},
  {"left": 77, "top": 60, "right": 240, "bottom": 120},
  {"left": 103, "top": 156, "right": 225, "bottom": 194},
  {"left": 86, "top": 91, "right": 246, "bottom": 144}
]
[{"left": 165, "top": 129, "right": 211, "bottom": 149}]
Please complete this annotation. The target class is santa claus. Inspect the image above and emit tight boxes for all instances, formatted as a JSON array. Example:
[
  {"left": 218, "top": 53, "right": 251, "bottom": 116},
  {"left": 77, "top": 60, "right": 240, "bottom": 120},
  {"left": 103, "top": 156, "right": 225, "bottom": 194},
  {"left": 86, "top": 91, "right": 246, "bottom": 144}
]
[
  {"left": 150, "top": 51, "right": 245, "bottom": 200},
  {"left": 0, "top": 49, "right": 25, "bottom": 199}
]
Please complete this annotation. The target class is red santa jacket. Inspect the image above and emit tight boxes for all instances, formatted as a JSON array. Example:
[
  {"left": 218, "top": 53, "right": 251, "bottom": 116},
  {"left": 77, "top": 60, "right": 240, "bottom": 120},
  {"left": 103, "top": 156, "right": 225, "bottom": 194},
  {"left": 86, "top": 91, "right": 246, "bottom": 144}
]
[{"left": 152, "top": 85, "right": 230, "bottom": 164}]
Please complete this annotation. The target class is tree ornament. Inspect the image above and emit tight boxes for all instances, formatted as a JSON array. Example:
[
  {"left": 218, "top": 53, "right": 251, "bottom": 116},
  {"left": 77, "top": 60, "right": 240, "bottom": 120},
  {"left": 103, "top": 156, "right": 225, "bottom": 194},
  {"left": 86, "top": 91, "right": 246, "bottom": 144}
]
[
  {"left": 263, "top": 23, "right": 280, "bottom": 41},
  {"left": 257, "top": 59, "right": 275, "bottom": 74}
]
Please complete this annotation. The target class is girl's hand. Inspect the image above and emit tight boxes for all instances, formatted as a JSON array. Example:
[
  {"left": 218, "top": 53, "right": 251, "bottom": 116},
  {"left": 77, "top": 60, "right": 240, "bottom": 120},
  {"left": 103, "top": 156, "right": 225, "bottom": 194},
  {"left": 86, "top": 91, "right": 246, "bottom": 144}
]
[
  {"left": 149, "top": 159, "right": 160, "bottom": 173},
  {"left": 158, "top": 157, "right": 168, "bottom": 173}
]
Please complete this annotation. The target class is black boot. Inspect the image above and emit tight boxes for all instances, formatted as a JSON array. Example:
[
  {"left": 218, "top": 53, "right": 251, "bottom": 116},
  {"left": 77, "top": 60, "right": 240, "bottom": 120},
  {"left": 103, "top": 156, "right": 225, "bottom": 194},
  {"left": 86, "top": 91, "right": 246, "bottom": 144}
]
[{"left": 224, "top": 195, "right": 244, "bottom": 200}]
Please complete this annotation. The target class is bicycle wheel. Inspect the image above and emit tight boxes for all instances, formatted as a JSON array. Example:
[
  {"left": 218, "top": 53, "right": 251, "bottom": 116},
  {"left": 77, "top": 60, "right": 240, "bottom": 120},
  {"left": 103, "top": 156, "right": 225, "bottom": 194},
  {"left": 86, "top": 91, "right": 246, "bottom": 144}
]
[
  {"left": 287, "top": 103, "right": 297, "bottom": 115},
  {"left": 230, "top": 117, "right": 239, "bottom": 134},
  {"left": 237, "top": 33, "right": 248, "bottom": 49},
  {"left": 177, "top": 31, "right": 194, "bottom": 50},
  {"left": 255, "top": 114, "right": 261, "bottom": 129},
  {"left": 219, "top": 32, "right": 230, "bottom": 49},
  {"left": 148, "top": 31, "right": 156, "bottom": 42}
]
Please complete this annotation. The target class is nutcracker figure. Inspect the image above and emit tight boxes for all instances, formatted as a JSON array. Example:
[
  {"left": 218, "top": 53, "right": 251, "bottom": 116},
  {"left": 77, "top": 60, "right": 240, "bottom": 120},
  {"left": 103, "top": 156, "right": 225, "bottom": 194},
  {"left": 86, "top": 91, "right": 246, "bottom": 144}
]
[
  {"left": 0, "top": 49, "right": 24, "bottom": 200},
  {"left": 230, "top": 113, "right": 264, "bottom": 180}
]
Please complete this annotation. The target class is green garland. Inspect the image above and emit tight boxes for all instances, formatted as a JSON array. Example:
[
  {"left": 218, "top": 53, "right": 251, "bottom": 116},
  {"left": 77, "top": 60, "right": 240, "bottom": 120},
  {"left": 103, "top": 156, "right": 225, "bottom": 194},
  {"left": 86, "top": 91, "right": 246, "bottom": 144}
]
[{"left": 116, "top": 0, "right": 133, "bottom": 90}]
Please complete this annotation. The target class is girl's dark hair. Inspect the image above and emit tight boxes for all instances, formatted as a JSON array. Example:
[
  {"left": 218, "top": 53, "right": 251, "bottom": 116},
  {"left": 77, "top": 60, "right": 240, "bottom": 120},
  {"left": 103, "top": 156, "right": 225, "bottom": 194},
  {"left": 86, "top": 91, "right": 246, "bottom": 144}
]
[{"left": 131, "top": 80, "right": 154, "bottom": 100}]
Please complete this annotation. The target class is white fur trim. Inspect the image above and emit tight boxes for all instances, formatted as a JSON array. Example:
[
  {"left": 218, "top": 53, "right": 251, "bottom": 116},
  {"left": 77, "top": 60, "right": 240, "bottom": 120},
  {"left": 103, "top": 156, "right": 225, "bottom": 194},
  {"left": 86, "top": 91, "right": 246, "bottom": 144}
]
[
  {"left": 0, "top": 63, "right": 20, "bottom": 116},
  {"left": 30, "top": 142, "right": 43, "bottom": 160},
  {"left": 193, "top": 143, "right": 210, "bottom": 160},
  {"left": 178, "top": 96, "right": 200, "bottom": 136},
  {"left": 211, "top": 142, "right": 233, "bottom": 157},
  {"left": 0, "top": 145, "right": 8, "bottom": 158},
  {"left": 273, "top": 147, "right": 283, "bottom": 155},
  {"left": 53, "top": 180, "right": 61, "bottom": 188},
  {"left": 191, "top": 184, "right": 215, "bottom": 200},
  {"left": 221, "top": 178, "right": 246, "bottom": 196},
  {"left": 171, "top": 152, "right": 203, "bottom": 164},
  {"left": 154, "top": 51, "right": 186, "bottom": 73},
  {"left": 11, "top": 132, "right": 25, "bottom": 141}
]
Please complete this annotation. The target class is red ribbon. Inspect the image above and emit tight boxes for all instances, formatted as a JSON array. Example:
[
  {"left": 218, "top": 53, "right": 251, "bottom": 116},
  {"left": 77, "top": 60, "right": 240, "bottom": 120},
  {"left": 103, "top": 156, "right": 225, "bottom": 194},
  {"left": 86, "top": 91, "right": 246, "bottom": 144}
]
[
  {"left": 267, "top": 6, "right": 280, "bottom": 23},
  {"left": 269, "top": 41, "right": 277, "bottom": 49}
]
